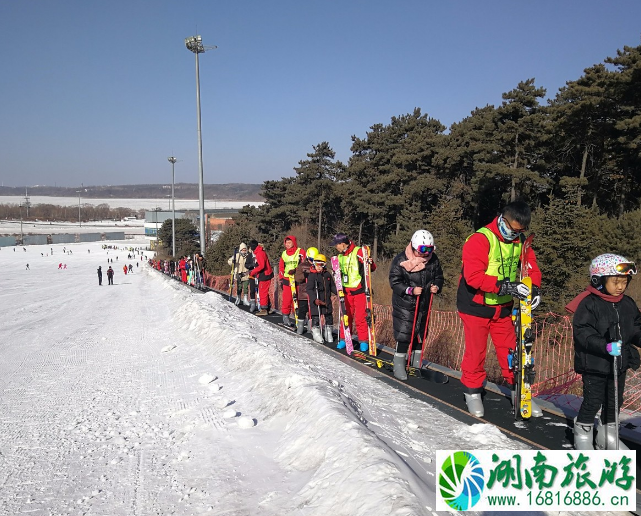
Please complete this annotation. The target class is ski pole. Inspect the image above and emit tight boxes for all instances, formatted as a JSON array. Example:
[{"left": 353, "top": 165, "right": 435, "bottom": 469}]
[
  {"left": 405, "top": 289, "right": 422, "bottom": 369},
  {"left": 613, "top": 354, "right": 620, "bottom": 450},
  {"left": 419, "top": 288, "right": 435, "bottom": 365},
  {"left": 315, "top": 283, "right": 323, "bottom": 336}
]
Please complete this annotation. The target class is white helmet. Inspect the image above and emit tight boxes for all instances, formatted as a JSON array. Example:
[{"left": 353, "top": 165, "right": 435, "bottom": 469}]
[
  {"left": 411, "top": 230, "right": 435, "bottom": 253},
  {"left": 589, "top": 253, "right": 637, "bottom": 278}
]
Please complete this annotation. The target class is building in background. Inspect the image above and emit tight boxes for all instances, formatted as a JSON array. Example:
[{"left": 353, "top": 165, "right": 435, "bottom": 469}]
[{"left": 144, "top": 209, "right": 237, "bottom": 249}]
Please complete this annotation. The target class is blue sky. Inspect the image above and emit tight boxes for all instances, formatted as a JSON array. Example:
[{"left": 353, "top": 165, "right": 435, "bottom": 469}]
[{"left": 1, "top": 1, "right": 640, "bottom": 188}]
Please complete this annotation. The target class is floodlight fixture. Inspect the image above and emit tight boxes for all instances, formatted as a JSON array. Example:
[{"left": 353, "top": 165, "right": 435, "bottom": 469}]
[{"left": 185, "top": 34, "right": 216, "bottom": 255}]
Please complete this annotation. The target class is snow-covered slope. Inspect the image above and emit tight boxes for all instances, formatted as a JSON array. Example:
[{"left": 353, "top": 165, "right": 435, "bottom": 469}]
[{"left": 0, "top": 241, "right": 624, "bottom": 515}]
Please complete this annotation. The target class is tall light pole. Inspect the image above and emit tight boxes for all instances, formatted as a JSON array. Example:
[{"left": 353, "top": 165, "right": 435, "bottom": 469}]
[
  {"left": 185, "top": 35, "right": 216, "bottom": 255},
  {"left": 76, "top": 190, "right": 81, "bottom": 227},
  {"left": 168, "top": 156, "right": 177, "bottom": 258}
]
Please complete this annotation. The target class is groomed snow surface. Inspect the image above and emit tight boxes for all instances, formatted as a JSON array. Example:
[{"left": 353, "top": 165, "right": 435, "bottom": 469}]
[{"left": 0, "top": 241, "right": 625, "bottom": 515}]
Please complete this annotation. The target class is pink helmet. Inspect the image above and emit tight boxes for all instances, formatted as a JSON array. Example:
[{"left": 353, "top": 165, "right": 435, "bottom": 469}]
[{"left": 589, "top": 253, "right": 637, "bottom": 278}]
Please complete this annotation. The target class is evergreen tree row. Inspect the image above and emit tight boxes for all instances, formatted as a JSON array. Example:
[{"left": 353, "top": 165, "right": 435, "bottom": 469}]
[{"left": 206, "top": 42, "right": 641, "bottom": 313}]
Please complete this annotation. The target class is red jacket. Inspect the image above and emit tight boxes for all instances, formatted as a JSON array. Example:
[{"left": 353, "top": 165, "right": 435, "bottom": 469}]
[
  {"left": 279, "top": 235, "right": 307, "bottom": 283},
  {"left": 457, "top": 216, "right": 541, "bottom": 318},
  {"left": 249, "top": 244, "right": 273, "bottom": 280}
]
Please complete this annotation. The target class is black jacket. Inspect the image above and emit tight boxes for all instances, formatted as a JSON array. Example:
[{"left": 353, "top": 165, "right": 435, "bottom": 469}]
[
  {"left": 306, "top": 270, "right": 337, "bottom": 317},
  {"left": 573, "top": 293, "right": 641, "bottom": 375},
  {"left": 389, "top": 251, "right": 444, "bottom": 343}
]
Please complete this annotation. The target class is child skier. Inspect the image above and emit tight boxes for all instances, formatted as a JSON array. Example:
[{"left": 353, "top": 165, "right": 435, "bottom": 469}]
[
  {"left": 306, "top": 254, "right": 337, "bottom": 343},
  {"left": 566, "top": 253, "right": 641, "bottom": 450}
]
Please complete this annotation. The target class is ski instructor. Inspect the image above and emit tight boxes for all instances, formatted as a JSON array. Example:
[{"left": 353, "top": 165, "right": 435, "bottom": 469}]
[
  {"left": 457, "top": 200, "right": 542, "bottom": 418},
  {"left": 389, "top": 230, "right": 444, "bottom": 380}
]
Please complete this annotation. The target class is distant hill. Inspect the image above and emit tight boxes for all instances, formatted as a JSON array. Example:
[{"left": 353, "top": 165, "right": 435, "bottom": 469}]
[{"left": 0, "top": 183, "right": 264, "bottom": 201}]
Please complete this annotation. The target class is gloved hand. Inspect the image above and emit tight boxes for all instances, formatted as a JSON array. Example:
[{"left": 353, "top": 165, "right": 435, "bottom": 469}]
[
  {"left": 531, "top": 285, "right": 541, "bottom": 310},
  {"left": 606, "top": 340, "right": 622, "bottom": 357},
  {"left": 314, "top": 299, "right": 326, "bottom": 306},
  {"left": 497, "top": 280, "right": 531, "bottom": 300}
]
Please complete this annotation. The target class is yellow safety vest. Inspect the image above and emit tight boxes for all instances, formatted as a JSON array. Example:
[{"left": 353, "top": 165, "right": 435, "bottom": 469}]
[
  {"left": 338, "top": 246, "right": 362, "bottom": 288},
  {"left": 476, "top": 227, "right": 521, "bottom": 305},
  {"left": 281, "top": 248, "right": 301, "bottom": 276}
]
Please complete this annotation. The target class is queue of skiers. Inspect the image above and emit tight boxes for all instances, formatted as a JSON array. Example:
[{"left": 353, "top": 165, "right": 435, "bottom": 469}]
[{"left": 159, "top": 199, "right": 641, "bottom": 450}]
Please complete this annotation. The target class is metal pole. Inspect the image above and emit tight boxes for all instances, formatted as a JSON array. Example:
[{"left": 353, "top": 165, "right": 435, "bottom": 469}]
[
  {"left": 168, "top": 157, "right": 177, "bottom": 258},
  {"left": 20, "top": 203, "right": 23, "bottom": 244},
  {"left": 195, "top": 51, "right": 206, "bottom": 255},
  {"left": 78, "top": 194, "right": 81, "bottom": 227}
]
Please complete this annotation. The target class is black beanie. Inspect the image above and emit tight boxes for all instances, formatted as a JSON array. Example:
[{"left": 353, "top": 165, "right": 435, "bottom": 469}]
[{"left": 249, "top": 239, "right": 259, "bottom": 251}]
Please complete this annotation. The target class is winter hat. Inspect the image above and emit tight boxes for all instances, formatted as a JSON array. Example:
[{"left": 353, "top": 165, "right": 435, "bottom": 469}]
[
  {"left": 330, "top": 233, "right": 350, "bottom": 246},
  {"left": 248, "top": 239, "right": 259, "bottom": 251},
  {"left": 239, "top": 242, "right": 248, "bottom": 251}
]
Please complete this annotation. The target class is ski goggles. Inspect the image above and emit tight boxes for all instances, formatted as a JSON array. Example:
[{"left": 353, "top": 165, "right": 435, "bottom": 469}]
[
  {"left": 314, "top": 261, "right": 326, "bottom": 267},
  {"left": 415, "top": 245, "right": 434, "bottom": 254},
  {"left": 616, "top": 262, "right": 637, "bottom": 275}
]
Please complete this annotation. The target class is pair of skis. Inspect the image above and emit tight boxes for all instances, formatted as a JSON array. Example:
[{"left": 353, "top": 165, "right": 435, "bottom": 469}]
[
  {"left": 330, "top": 256, "right": 354, "bottom": 355},
  {"left": 361, "top": 245, "right": 377, "bottom": 356},
  {"left": 509, "top": 233, "right": 536, "bottom": 420},
  {"left": 351, "top": 350, "right": 449, "bottom": 384}
]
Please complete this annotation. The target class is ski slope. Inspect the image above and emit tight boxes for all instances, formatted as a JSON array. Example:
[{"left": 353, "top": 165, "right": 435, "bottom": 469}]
[{"left": 0, "top": 241, "right": 627, "bottom": 515}]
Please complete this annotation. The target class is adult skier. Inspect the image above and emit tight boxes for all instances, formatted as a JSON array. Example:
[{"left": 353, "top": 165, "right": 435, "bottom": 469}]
[
  {"left": 278, "top": 236, "right": 306, "bottom": 327},
  {"left": 330, "top": 233, "right": 376, "bottom": 352},
  {"left": 106, "top": 266, "right": 114, "bottom": 285},
  {"left": 389, "top": 230, "right": 444, "bottom": 380},
  {"left": 228, "top": 243, "right": 251, "bottom": 305},
  {"left": 97, "top": 266, "right": 103, "bottom": 285},
  {"left": 457, "top": 200, "right": 542, "bottom": 418},
  {"left": 566, "top": 254, "right": 641, "bottom": 450},
  {"left": 248, "top": 240, "right": 274, "bottom": 315}
]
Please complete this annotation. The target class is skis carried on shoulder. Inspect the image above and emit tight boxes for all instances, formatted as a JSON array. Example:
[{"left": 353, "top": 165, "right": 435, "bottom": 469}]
[
  {"left": 229, "top": 248, "right": 238, "bottom": 302},
  {"left": 287, "top": 274, "right": 299, "bottom": 325},
  {"left": 331, "top": 256, "right": 353, "bottom": 355},
  {"left": 509, "top": 233, "right": 536, "bottom": 420},
  {"left": 351, "top": 350, "right": 449, "bottom": 384},
  {"left": 362, "top": 245, "right": 377, "bottom": 356}
]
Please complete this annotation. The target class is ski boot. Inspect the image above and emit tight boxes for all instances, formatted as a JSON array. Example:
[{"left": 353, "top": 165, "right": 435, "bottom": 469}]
[
  {"left": 393, "top": 353, "right": 408, "bottom": 380},
  {"left": 410, "top": 350, "right": 422, "bottom": 368},
  {"left": 510, "top": 389, "right": 543, "bottom": 417},
  {"left": 282, "top": 314, "right": 294, "bottom": 328},
  {"left": 464, "top": 393, "right": 484, "bottom": 417},
  {"left": 337, "top": 340, "right": 346, "bottom": 350},
  {"left": 324, "top": 325, "right": 334, "bottom": 343},
  {"left": 573, "top": 417, "right": 594, "bottom": 450},
  {"left": 359, "top": 342, "right": 369, "bottom": 353},
  {"left": 235, "top": 296, "right": 241, "bottom": 306},
  {"left": 242, "top": 295, "right": 250, "bottom": 306},
  {"left": 296, "top": 320, "right": 305, "bottom": 335},
  {"left": 311, "top": 327, "right": 323, "bottom": 343},
  {"left": 595, "top": 420, "right": 629, "bottom": 450},
  {"left": 256, "top": 306, "right": 269, "bottom": 316},
  {"left": 249, "top": 301, "right": 257, "bottom": 313}
]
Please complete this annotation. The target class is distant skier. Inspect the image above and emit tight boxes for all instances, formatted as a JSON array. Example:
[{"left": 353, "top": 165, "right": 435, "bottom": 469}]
[
  {"left": 248, "top": 240, "right": 274, "bottom": 316},
  {"left": 123, "top": 265, "right": 128, "bottom": 275},
  {"left": 97, "top": 266, "right": 103, "bottom": 285},
  {"left": 107, "top": 266, "right": 114, "bottom": 285},
  {"left": 26, "top": 264, "right": 30, "bottom": 270},
  {"left": 58, "top": 263, "right": 63, "bottom": 269}
]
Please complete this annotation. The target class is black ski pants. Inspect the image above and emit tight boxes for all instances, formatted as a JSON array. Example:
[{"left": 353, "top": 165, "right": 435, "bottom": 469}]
[{"left": 576, "top": 370, "right": 626, "bottom": 425}]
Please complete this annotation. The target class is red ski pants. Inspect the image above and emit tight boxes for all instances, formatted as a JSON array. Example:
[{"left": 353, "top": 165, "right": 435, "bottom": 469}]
[
  {"left": 258, "top": 279, "right": 271, "bottom": 309},
  {"left": 281, "top": 282, "right": 295, "bottom": 315},
  {"left": 338, "top": 291, "right": 369, "bottom": 343},
  {"left": 459, "top": 311, "right": 515, "bottom": 391}
]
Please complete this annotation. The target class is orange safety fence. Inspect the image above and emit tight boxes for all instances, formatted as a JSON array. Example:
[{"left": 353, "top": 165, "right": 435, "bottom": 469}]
[{"left": 203, "top": 272, "right": 641, "bottom": 415}]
